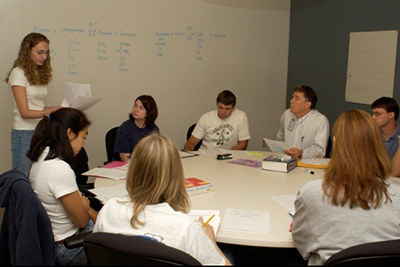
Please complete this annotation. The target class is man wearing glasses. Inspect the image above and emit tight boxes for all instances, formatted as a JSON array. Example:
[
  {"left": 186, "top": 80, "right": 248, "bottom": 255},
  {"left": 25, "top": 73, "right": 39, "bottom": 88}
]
[{"left": 371, "top": 96, "right": 400, "bottom": 160}]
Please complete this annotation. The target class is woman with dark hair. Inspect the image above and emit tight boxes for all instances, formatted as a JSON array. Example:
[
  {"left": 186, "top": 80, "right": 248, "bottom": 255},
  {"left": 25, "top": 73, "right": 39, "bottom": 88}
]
[
  {"left": 27, "top": 108, "right": 97, "bottom": 265},
  {"left": 5, "top": 32, "right": 61, "bottom": 175},
  {"left": 114, "top": 95, "right": 159, "bottom": 161}
]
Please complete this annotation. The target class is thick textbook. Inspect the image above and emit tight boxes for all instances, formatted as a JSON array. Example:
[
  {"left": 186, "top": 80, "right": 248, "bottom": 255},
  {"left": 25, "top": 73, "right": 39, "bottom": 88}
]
[
  {"left": 185, "top": 177, "right": 214, "bottom": 196},
  {"left": 262, "top": 155, "right": 297, "bottom": 173}
]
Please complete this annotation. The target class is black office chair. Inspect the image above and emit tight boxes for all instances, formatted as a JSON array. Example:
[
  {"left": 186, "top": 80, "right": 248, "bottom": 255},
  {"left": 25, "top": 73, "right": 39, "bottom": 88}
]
[
  {"left": 73, "top": 147, "right": 94, "bottom": 190},
  {"left": 323, "top": 239, "right": 400, "bottom": 266},
  {"left": 82, "top": 232, "right": 202, "bottom": 266},
  {"left": 186, "top": 123, "right": 202, "bottom": 151},
  {"left": 325, "top": 136, "right": 332, "bottom": 158},
  {"left": 0, "top": 170, "right": 55, "bottom": 265},
  {"left": 105, "top": 126, "right": 120, "bottom": 164}
]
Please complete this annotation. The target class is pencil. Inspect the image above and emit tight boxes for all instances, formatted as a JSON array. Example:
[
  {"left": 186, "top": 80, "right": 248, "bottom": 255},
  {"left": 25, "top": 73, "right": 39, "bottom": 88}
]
[{"left": 202, "top": 214, "right": 215, "bottom": 227}]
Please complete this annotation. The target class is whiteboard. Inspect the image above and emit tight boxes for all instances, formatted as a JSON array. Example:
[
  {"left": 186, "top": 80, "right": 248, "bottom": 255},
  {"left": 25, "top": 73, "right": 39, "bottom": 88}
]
[
  {"left": 0, "top": 0, "right": 290, "bottom": 170},
  {"left": 345, "top": 30, "right": 398, "bottom": 104}
]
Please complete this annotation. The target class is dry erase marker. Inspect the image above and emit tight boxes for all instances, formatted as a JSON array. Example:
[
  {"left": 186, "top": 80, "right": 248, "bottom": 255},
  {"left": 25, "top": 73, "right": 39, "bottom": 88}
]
[
  {"left": 302, "top": 168, "right": 314, "bottom": 175},
  {"left": 202, "top": 214, "right": 215, "bottom": 227}
]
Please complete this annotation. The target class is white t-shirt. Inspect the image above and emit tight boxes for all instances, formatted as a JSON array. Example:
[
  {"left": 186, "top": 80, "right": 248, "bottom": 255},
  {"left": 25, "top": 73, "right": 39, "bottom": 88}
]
[
  {"left": 192, "top": 108, "right": 251, "bottom": 152},
  {"left": 8, "top": 67, "right": 48, "bottom": 130},
  {"left": 94, "top": 197, "right": 226, "bottom": 265},
  {"left": 29, "top": 147, "right": 79, "bottom": 241}
]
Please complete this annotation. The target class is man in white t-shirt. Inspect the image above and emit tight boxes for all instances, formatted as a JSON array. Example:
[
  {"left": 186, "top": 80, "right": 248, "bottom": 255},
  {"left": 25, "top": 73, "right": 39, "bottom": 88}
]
[
  {"left": 276, "top": 85, "right": 329, "bottom": 159},
  {"left": 184, "top": 90, "right": 250, "bottom": 152}
]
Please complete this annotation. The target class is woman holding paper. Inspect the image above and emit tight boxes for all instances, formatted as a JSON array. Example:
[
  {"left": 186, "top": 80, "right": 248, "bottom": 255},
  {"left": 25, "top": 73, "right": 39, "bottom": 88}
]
[
  {"left": 5, "top": 32, "right": 60, "bottom": 176},
  {"left": 27, "top": 107, "right": 97, "bottom": 265},
  {"left": 291, "top": 110, "right": 400, "bottom": 265},
  {"left": 114, "top": 95, "right": 159, "bottom": 161},
  {"left": 94, "top": 133, "right": 231, "bottom": 265}
]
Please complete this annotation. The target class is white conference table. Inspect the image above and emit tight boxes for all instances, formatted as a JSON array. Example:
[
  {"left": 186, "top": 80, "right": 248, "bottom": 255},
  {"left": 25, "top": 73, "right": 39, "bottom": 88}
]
[{"left": 94, "top": 150, "right": 323, "bottom": 248}]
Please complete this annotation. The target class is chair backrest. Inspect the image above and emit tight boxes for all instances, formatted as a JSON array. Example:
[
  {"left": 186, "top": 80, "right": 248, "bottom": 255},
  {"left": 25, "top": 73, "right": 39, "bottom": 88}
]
[
  {"left": 0, "top": 170, "right": 55, "bottom": 265},
  {"left": 83, "top": 232, "right": 202, "bottom": 266},
  {"left": 323, "top": 239, "right": 400, "bottom": 266},
  {"left": 105, "top": 126, "right": 120, "bottom": 163},
  {"left": 325, "top": 136, "right": 332, "bottom": 158},
  {"left": 187, "top": 123, "right": 202, "bottom": 151},
  {"left": 73, "top": 147, "right": 89, "bottom": 185}
]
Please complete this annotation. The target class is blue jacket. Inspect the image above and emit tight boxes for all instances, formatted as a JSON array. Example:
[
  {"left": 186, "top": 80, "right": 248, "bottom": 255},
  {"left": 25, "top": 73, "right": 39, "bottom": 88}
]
[{"left": 0, "top": 169, "right": 55, "bottom": 265}]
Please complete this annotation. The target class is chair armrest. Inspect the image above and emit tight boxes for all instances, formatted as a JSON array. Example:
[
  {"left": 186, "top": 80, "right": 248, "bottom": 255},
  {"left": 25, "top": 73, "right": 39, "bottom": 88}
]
[{"left": 64, "top": 231, "right": 93, "bottom": 249}]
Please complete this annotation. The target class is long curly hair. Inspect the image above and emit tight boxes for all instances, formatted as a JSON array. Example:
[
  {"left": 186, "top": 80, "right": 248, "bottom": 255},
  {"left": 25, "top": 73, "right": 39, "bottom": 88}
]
[{"left": 5, "top": 32, "right": 52, "bottom": 85}]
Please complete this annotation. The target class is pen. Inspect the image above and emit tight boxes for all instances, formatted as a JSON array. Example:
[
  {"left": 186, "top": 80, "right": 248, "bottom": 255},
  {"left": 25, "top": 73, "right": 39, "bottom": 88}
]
[
  {"left": 289, "top": 210, "right": 294, "bottom": 218},
  {"left": 302, "top": 168, "right": 314, "bottom": 175},
  {"left": 202, "top": 214, "right": 215, "bottom": 227}
]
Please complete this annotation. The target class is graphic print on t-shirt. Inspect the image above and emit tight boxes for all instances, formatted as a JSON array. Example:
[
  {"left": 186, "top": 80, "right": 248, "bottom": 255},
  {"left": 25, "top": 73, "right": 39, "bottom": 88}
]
[{"left": 211, "top": 124, "right": 233, "bottom": 146}]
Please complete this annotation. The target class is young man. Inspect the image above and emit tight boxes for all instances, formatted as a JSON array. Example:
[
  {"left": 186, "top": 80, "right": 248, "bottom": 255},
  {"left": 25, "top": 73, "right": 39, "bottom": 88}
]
[
  {"left": 184, "top": 90, "right": 250, "bottom": 152},
  {"left": 371, "top": 97, "right": 400, "bottom": 160},
  {"left": 276, "top": 85, "right": 329, "bottom": 158}
]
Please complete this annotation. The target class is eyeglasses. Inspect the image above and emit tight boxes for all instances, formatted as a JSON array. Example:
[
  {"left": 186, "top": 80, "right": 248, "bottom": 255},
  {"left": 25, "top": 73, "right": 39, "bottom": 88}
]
[
  {"left": 133, "top": 104, "right": 145, "bottom": 111},
  {"left": 32, "top": 50, "right": 49, "bottom": 56},
  {"left": 372, "top": 111, "right": 387, "bottom": 117}
]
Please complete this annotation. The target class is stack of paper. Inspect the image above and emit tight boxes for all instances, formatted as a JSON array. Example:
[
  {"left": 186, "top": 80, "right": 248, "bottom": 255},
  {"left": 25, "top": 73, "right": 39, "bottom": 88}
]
[{"left": 82, "top": 161, "right": 128, "bottom": 180}]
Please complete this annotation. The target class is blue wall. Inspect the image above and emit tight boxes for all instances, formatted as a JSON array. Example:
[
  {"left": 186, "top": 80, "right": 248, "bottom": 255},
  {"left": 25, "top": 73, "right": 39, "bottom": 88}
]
[{"left": 288, "top": 0, "right": 400, "bottom": 130}]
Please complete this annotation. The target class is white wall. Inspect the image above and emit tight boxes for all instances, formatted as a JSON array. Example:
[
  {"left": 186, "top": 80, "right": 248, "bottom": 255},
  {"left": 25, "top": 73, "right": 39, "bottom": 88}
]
[{"left": 0, "top": 0, "right": 290, "bottom": 171}]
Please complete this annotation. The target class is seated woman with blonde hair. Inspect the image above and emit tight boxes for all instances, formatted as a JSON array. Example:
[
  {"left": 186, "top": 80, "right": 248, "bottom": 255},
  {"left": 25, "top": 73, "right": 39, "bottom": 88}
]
[
  {"left": 291, "top": 109, "right": 400, "bottom": 265},
  {"left": 94, "top": 133, "right": 231, "bottom": 265}
]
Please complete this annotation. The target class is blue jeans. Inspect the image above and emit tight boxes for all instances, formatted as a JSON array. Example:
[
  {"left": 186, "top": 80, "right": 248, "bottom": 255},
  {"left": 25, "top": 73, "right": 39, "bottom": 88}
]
[
  {"left": 55, "top": 220, "right": 94, "bottom": 266},
  {"left": 11, "top": 129, "right": 34, "bottom": 177}
]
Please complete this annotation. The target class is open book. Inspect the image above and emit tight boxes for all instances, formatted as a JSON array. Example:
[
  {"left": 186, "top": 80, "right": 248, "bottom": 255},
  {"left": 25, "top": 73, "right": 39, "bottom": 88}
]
[{"left": 61, "top": 82, "right": 102, "bottom": 111}]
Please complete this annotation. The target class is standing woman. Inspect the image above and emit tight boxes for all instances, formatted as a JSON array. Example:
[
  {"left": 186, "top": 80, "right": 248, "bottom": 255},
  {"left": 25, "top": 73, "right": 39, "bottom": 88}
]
[
  {"left": 114, "top": 94, "right": 159, "bottom": 161},
  {"left": 5, "top": 32, "right": 60, "bottom": 176},
  {"left": 27, "top": 108, "right": 97, "bottom": 265}
]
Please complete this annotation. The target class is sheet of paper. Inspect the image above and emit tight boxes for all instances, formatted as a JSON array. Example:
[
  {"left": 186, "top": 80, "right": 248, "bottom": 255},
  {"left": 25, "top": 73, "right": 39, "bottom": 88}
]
[
  {"left": 69, "top": 95, "right": 102, "bottom": 111},
  {"left": 270, "top": 194, "right": 296, "bottom": 213},
  {"left": 263, "top": 138, "right": 289, "bottom": 154},
  {"left": 220, "top": 208, "right": 270, "bottom": 234},
  {"left": 82, "top": 167, "right": 127, "bottom": 180},
  {"left": 89, "top": 183, "right": 127, "bottom": 203},
  {"left": 189, "top": 210, "right": 221, "bottom": 236},
  {"left": 61, "top": 82, "right": 102, "bottom": 111}
]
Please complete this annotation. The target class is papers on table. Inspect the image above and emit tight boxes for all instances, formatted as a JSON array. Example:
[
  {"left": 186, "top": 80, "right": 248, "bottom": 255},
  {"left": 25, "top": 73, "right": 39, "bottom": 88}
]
[
  {"left": 83, "top": 167, "right": 127, "bottom": 180},
  {"left": 89, "top": 183, "right": 127, "bottom": 203},
  {"left": 82, "top": 161, "right": 128, "bottom": 180},
  {"left": 61, "top": 82, "right": 102, "bottom": 111},
  {"left": 220, "top": 208, "right": 270, "bottom": 235},
  {"left": 189, "top": 210, "right": 221, "bottom": 236},
  {"left": 263, "top": 138, "right": 289, "bottom": 154},
  {"left": 271, "top": 194, "right": 296, "bottom": 216}
]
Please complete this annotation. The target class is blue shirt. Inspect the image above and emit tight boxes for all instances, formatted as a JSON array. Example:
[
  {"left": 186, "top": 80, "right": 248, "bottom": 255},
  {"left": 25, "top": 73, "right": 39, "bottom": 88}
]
[
  {"left": 383, "top": 125, "right": 400, "bottom": 160},
  {"left": 114, "top": 119, "right": 159, "bottom": 155}
]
